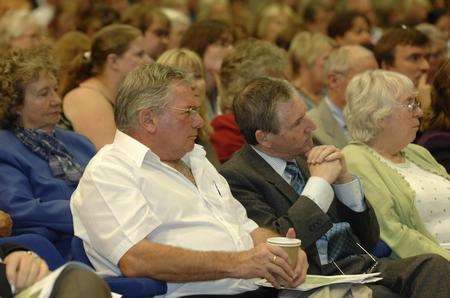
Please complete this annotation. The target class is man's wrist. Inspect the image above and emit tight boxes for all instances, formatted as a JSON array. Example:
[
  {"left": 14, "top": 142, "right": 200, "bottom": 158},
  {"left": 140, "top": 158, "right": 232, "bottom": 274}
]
[
  {"left": 335, "top": 172, "right": 353, "bottom": 184},
  {"left": 227, "top": 250, "right": 249, "bottom": 279}
]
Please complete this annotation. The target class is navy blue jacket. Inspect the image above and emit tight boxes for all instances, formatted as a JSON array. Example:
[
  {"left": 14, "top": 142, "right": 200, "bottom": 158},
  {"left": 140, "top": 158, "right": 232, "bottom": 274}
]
[{"left": 0, "top": 128, "right": 95, "bottom": 257}]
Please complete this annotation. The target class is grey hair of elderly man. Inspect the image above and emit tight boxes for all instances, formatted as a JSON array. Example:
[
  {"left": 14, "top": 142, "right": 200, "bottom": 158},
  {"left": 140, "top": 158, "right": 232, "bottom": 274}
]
[
  {"left": 114, "top": 63, "right": 191, "bottom": 134},
  {"left": 325, "top": 45, "right": 378, "bottom": 109}
]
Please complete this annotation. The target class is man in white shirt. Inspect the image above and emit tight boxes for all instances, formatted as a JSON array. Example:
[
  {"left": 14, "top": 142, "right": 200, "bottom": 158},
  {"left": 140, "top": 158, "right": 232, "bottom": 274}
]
[
  {"left": 220, "top": 76, "right": 450, "bottom": 297},
  {"left": 307, "top": 45, "right": 378, "bottom": 148},
  {"left": 70, "top": 63, "right": 308, "bottom": 297}
]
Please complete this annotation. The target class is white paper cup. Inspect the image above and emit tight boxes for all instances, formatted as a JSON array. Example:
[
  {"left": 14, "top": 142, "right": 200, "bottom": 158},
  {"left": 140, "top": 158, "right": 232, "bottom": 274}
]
[{"left": 267, "top": 237, "right": 301, "bottom": 268}]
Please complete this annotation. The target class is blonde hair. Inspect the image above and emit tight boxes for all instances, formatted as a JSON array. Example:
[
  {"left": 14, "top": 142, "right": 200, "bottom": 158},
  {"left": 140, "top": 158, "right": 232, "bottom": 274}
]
[
  {"left": 157, "top": 48, "right": 212, "bottom": 139},
  {"left": 289, "top": 31, "right": 335, "bottom": 74},
  {"left": 196, "top": 0, "right": 231, "bottom": 22},
  {"left": 255, "top": 3, "right": 295, "bottom": 39},
  {"left": 220, "top": 38, "right": 288, "bottom": 112},
  {"left": 0, "top": 10, "right": 44, "bottom": 51}
]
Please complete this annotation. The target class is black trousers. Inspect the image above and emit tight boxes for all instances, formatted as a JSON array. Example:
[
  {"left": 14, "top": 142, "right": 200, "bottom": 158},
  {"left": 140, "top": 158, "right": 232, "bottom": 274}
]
[{"left": 375, "top": 253, "right": 450, "bottom": 298}]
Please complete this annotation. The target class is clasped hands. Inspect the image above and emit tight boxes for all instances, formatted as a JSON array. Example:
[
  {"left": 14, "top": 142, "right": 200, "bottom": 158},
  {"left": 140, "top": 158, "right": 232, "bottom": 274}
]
[{"left": 306, "top": 145, "right": 352, "bottom": 184}]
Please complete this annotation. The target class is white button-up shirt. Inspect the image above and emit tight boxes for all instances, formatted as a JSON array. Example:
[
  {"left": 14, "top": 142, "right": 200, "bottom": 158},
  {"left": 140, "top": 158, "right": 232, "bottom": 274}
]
[{"left": 71, "top": 130, "right": 259, "bottom": 297}]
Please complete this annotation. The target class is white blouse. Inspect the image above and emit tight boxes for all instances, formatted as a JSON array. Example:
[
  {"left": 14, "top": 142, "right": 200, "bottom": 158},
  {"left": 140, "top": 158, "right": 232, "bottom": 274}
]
[{"left": 383, "top": 158, "right": 450, "bottom": 247}]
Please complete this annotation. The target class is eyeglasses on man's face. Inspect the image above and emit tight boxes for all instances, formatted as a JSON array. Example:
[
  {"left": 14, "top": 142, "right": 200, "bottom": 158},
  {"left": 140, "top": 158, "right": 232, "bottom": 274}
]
[{"left": 170, "top": 106, "right": 201, "bottom": 118}]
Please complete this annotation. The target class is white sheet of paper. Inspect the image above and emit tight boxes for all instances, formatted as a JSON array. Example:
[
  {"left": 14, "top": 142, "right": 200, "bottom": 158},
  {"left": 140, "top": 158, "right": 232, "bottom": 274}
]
[
  {"left": 255, "top": 273, "right": 382, "bottom": 291},
  {"left": 15, "top": 262, "right": 95, "bottom": 298}
]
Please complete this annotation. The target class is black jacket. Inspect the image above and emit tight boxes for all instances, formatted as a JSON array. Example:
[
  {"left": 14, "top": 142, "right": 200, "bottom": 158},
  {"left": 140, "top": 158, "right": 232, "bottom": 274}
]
[{"left": 220, "top": 145, "right": 380, "bottom": 275}]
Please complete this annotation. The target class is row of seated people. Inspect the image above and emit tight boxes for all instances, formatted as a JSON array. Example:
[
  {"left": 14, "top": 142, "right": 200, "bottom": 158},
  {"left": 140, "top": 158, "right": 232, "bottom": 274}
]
[{"left": 0, "top": 42, "right": 449, "bottom": 296}]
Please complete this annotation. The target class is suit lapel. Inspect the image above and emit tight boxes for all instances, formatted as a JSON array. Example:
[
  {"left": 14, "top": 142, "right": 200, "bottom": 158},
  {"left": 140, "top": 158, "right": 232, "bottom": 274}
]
[
  {"left": 318, "top": 101, "right": 349, "bottom": 148},
  {"left": 241, "top": 145, "right": 299, "bottom": 205}
]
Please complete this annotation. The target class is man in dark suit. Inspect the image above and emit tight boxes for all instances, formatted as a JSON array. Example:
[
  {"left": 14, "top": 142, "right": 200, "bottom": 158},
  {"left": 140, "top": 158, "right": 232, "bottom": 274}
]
[{"left": 220, "top": 76, "right": 450, "bottom": 297}]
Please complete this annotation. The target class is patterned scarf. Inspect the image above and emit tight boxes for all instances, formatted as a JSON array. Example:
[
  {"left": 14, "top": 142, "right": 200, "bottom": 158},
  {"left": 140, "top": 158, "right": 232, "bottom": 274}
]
[{"left": 14, "top": 127, "right": 84, "bottom": 185}]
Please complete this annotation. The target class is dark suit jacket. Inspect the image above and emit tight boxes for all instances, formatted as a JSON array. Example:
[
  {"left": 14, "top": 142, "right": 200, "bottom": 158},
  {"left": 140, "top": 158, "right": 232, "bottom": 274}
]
[{"left": 220, "top": 145, "right": 380, "bottom": 274}]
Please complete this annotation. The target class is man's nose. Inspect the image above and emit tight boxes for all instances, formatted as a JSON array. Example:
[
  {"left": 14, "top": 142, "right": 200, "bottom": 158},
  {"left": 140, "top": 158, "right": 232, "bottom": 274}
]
[
  {"left": 420, "top": 57, "right": 430, "bottom": 72},
  {"left": 192, "top": 112, "right": 204, "bottom": 128}
]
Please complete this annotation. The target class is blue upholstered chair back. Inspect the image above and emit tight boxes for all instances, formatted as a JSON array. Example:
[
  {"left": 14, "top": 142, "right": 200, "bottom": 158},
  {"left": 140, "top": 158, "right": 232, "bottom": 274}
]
[{"left": 71, "top": 236, "right": 167, "bottom": 298}]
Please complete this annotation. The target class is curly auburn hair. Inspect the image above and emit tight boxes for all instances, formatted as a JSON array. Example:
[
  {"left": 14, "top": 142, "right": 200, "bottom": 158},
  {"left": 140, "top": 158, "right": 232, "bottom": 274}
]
[{"left": 0, "top": 46, "right": 58, "bottom": 129}]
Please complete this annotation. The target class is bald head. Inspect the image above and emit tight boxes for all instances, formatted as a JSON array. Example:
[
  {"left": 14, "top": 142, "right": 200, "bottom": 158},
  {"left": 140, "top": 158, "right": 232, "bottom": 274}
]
[{"left": 326, "top": 45, "right": 378, "bottom": 108}]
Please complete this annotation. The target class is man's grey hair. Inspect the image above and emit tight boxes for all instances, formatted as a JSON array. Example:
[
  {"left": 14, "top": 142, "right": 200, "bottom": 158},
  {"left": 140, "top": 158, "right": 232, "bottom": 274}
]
[
  {"left": 325, "top": 45, "right": 374, "bottom": 75},
  {"left": 115, "top": 63, "right": 190, "bottom": 133},
  {"left": 233, "top": 76, "right": 296, "bottom": 145},
  {"left": 344, "top": 69, "right": 416, "bottom": 143}
]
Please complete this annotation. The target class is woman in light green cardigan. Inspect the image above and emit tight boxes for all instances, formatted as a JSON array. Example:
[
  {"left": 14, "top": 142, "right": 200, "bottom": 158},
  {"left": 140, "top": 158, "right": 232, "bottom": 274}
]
[{"left": 342, "top": 69, "right": 450, "bottom": 261}]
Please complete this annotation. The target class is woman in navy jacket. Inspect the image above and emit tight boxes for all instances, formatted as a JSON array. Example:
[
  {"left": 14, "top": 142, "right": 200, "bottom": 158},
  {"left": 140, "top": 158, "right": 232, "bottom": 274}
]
[{"left": 0, "top": 46, "right": 95, "bottom": 258}]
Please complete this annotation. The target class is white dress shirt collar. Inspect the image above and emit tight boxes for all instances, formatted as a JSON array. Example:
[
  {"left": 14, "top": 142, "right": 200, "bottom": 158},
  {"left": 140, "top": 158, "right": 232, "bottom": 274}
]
[
  {"left": 113, "top": 129, "right": 206, "bottom": 169},
  {"left": 251, "top": 145, "right": 293, "bottom": 179}
]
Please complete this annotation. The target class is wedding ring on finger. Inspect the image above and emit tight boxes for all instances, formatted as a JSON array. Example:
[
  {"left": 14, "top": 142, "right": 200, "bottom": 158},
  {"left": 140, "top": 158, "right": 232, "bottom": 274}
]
[{"left": 272, "top": 255, "right": 277, "bottom": 263}]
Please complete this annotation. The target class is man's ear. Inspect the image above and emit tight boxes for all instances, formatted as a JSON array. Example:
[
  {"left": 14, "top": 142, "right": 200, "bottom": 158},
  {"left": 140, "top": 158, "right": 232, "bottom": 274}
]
[
  {"left": 138, "top": 108, "right": 157, "bottom": 133},
  {"left": 255, "top": 130, "right": 272, "bottom": 148},
  {"left": 327, "top": 72, "right": 340, "bottom": 90}
]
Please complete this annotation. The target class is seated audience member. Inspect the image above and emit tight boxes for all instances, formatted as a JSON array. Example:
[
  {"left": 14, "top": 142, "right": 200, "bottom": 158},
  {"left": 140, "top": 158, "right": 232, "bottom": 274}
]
[
  {"left": 160, "top": 8, "right": 191, "bottom": 49},
  {"left": 417, "top": 59, "right": 450, "bottom": 172},
  {"left": 303, "top": 1, "right": 333, "bottom": 35},
  {"left": 254, "top": 3, "right": 297, "bottom": 44},
  {"left": 427, "top": 8, "right": 450, "bottom": 41},
  {"left": 0, "top": 9, "right": 46, "bottom": 52},
  {"left": 61, "top": 24, "right": 150, "bottom": 149},
  {"left": 0, "top": 47, "right": 96, "bottom": 258},
  {"left": 212, "top": 39, "right": 288, "bottom": 163},
  {"left": 76, "top": 3, "right": 120, "bottom": 38},
  {"left": 157, "top": 48, "right": 219, "bottom": 167},
  {"left": 374, "top": 27, "right": 432, "bottom": 110},
  {"left": 0, "top": 242, "right": 110, "bottom": 297},
  {"left": 327, "top": 11, "right": 373, "bottom": 49},
  {"left": 220, "top": 76, "right": 450, "bottom": 297},
  {"left": 343, "top": 69, "right": 450, "bottom": 259},
  {"left": 307, "top": 45, "right": 378, "bottom": 148},
  {"left": 181, "top": 19, "right": 234, "bottom": 118},
  {"left": 288, "top": 31, "right": 336, "bottom": 110},
  {"left": 70, "top": 63, "right": 308, "bottom": 297},
  {"left": 122, "top": 4, "right": 170, "bottom": 60},
  {"left": 415, "top": 23, "right": 448, "bottom": 83},
  {"left": 196, "top": 0, "right": 232, "bottom": 24}
]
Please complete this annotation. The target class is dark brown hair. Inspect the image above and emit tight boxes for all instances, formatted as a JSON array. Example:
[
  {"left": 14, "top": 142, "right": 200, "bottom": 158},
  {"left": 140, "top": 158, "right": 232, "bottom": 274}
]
[
  {"left": 180, "top": 20, "right": 233, "bottom": 58},
  {"left": 60, "top": 24, "right": 141, "bottom": 96},
  {"left": 327, "top": 11, "right": 370, "bottom": 39},
  {"left": 374, "top": 27, "right": 429, "bottom": 67},
  {"left": 234, "top": 77, "right": 294, "bottom": 145}
]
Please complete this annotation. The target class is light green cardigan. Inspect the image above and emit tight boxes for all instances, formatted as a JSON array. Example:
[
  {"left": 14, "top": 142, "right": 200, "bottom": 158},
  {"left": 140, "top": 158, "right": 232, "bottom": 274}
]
[{"left": 343, "top": 142, "right": 450, "bottom": 261}]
